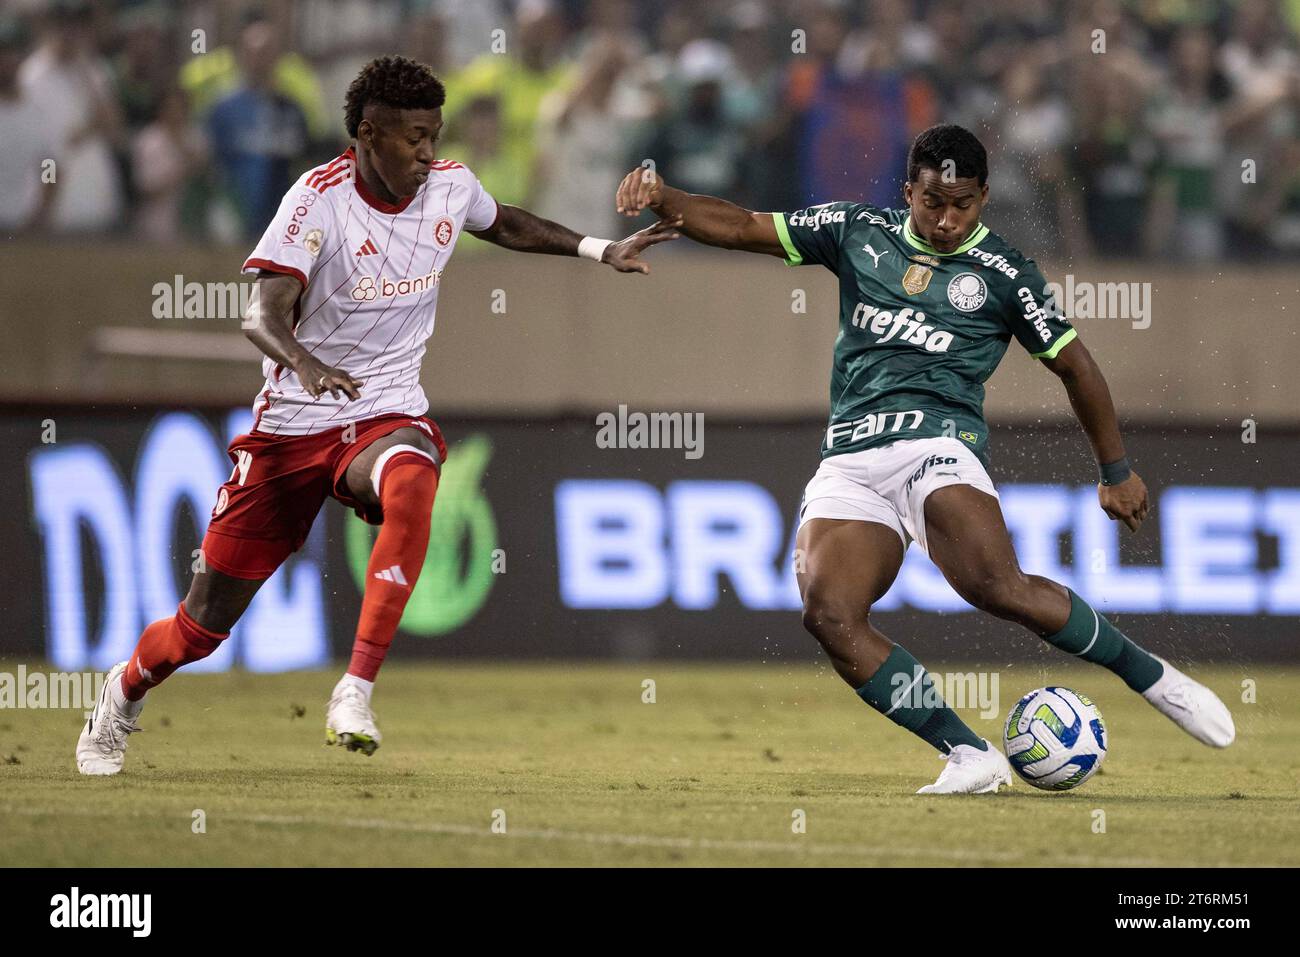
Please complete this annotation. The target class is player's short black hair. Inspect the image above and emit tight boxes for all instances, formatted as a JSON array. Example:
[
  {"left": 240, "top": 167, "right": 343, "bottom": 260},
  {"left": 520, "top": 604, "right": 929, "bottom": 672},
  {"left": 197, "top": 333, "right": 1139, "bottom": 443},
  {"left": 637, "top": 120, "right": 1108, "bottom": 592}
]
[
  {"left": 907, "top": 124, "right": 988, "bottom": 186},
  {"left": 344, "top": 55, "right": 446, "bottom": 139}
]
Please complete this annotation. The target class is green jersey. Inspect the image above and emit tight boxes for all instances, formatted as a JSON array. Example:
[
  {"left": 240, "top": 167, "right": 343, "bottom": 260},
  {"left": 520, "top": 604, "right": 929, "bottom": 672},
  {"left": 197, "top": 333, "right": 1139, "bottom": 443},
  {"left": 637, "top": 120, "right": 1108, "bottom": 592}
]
[{"left": 773, "top": 203, "right": 1076, "bottom": 467}]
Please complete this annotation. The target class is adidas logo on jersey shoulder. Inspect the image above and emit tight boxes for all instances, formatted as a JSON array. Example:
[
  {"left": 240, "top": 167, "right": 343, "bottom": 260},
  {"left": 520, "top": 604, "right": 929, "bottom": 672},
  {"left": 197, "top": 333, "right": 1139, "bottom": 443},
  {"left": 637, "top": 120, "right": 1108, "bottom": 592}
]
[{"left": 305, "top": 154, "right": 353, "bottom": 193}]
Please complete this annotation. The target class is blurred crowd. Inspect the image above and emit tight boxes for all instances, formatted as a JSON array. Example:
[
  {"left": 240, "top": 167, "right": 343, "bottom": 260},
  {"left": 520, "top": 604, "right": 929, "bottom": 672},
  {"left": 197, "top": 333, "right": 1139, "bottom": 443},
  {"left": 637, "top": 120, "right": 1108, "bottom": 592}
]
[{"left": 2, "top": 0, "right": 1299, "bottom": 261}]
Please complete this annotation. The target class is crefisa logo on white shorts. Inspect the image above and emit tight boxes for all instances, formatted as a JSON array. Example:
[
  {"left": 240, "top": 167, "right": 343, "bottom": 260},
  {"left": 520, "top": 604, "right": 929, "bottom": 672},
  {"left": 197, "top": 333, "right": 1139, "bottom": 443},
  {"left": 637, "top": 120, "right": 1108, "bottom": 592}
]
[
  {"left": 905, "top": 453, "right": 959, "bottom": 491},
  {"left": 947, "top": 272, "right": 987, "bottom": 312}
]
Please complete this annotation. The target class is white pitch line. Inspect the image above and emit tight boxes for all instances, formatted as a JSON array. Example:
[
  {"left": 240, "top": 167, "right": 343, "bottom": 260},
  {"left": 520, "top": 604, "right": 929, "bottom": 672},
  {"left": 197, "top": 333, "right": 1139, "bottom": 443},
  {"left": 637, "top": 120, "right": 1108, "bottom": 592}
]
[{"left": 0, "top": 804, "right": 1168, "bottom": 866}]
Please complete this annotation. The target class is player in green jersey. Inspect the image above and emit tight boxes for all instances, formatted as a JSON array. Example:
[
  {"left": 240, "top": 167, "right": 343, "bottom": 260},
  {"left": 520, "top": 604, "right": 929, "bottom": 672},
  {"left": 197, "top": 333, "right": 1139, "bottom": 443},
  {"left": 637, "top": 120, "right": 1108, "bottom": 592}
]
[{"left": 616, "top": 124, "right": 1235, "bottom": 794}]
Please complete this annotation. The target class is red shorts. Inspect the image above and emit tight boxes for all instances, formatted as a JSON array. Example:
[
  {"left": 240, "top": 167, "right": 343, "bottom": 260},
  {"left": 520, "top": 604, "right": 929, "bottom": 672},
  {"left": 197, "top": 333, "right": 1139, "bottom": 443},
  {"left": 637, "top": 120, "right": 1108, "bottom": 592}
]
[{"left": 202, "top": 413, "right": 447, "bottom": 579}]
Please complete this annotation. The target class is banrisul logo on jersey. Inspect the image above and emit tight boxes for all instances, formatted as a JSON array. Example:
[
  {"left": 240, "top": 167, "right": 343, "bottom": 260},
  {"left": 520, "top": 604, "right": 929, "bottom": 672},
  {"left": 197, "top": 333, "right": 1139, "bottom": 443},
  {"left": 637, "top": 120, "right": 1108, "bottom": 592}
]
[
  {"left": 349, "top": 266, "right": 442, "bottom": 302},
  {"left": 345, "top": 434, "right": 499, "bottom": 635}
]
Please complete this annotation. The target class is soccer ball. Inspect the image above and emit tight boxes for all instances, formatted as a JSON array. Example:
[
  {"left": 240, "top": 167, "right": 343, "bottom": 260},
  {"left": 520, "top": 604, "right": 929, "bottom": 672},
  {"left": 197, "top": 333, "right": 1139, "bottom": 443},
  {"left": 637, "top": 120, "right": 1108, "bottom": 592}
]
[{"left": 1003, "top": 687, "right": 1107, "bottom": 791}]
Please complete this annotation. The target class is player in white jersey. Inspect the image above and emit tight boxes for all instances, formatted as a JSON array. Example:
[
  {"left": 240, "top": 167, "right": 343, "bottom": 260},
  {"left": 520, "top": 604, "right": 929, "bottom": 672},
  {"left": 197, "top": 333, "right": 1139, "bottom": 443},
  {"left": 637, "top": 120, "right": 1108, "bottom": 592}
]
[
  {"left": 77, "top": 55, "right": 679, "bottom": 774},
  {"left": 239, "top": 145, "right": 501, "bottom": 435}
]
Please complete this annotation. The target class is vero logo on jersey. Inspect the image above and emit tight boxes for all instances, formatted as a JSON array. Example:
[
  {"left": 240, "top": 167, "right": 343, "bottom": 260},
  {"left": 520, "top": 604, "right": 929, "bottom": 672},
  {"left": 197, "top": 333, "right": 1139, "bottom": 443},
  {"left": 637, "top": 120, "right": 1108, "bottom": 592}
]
[
  {"left": 350, "top": 267, "right": 442, "bottom": 302},
  {"left": 279, "top": 191, "right": 318, "bottom": 246},
  {"left": 850, "top": 303, "right": 954, "bottom": 352}
]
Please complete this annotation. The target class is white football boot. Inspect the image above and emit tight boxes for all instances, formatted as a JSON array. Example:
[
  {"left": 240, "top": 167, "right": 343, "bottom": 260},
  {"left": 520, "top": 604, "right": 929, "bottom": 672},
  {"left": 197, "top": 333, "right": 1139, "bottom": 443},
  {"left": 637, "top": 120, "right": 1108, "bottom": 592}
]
[
  {"left": 1141, "top": 655, "right": 1235, "bottom": 747},
  {"left": 76, "top": 662, "right": 142, "bottom": 776},
  {"left": 916, "top": 738, "right": 1013, "bottom": 794},
  {"left": 325, "top": 678, "right": 382, "bottom": 756}
]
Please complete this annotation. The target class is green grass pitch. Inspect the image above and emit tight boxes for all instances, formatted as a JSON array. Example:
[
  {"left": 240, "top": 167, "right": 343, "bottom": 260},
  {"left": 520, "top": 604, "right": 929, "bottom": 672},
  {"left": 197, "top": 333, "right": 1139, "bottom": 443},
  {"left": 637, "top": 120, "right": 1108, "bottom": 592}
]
[{"left": 2, "top": 662, "right": 1296, "bottom": 867}]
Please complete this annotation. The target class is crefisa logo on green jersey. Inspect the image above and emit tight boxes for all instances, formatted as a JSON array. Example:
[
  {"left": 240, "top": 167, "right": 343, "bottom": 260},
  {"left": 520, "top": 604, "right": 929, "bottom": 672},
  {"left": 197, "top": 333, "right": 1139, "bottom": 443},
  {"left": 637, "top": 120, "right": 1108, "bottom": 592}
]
[
  {"left": 1016, "top": 286, "right": 1054, "bottom": 344},
  {"left": 850, "top": 303, "right": 954, "bottom": 352},
  {"left": 965, "top": 246, "right": 1020, "bottom": 279},
  {"left": 788, "top": 206, "right": 846, "bottom": 231}
]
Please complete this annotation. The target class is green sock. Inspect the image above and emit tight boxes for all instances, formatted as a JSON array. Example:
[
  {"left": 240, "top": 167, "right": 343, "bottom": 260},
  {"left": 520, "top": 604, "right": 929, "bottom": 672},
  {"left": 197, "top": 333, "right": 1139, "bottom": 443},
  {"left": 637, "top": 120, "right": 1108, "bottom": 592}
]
[
  {"left": 855, "top": 644, "right": 986, "bottom": 754},
  {"left": 1043, "top": 589, "right": 1164, "bottom": 692}
]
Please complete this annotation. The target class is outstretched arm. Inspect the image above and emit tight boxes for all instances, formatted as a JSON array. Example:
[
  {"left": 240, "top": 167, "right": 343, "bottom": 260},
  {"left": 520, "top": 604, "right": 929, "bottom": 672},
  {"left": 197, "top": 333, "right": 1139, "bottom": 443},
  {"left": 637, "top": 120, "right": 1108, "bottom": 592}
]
[
  {"left": 243, "top": 272, "right": 364, "bottom": 401},
  {"left": 469, "top": 203, "right": 680, "bottom": 274},
  {"left": 1041, "top": 337, "right": 1150, "bottom": 532},
  {"left": 615, "top": 167, "right": 785, "bottom": 257}
]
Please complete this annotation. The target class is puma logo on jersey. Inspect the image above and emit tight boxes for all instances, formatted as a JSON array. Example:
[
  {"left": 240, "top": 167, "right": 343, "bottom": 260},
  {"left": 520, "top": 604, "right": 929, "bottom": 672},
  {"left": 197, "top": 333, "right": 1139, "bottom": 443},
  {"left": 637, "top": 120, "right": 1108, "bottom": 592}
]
[
  {"left": 863, "top": 244, "right": 888, "bottom": 267},
  {"left": 374, "top": 565, "right": 409, "bottom": 586},
  {"left": 849, "top": 303, "right": 954, "bottom": 353}
]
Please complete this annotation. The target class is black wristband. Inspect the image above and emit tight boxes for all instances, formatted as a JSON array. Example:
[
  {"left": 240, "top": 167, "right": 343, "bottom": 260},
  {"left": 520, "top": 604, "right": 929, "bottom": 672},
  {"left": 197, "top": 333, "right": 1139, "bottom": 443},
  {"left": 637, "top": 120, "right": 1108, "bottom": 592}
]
[{"left": 1099, "top": 456, "right": 1132, "bottom": 486}]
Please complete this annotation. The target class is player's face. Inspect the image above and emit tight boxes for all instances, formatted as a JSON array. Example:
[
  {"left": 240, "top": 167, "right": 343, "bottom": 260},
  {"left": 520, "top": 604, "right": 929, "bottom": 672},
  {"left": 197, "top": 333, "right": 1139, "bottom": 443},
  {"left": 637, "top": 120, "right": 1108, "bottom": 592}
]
[
  {"left": 904, "top": 169, "right": 988, "bottom": 254},
  {"left": 362, "top": 107, "right": 443, "bottom": 199}
]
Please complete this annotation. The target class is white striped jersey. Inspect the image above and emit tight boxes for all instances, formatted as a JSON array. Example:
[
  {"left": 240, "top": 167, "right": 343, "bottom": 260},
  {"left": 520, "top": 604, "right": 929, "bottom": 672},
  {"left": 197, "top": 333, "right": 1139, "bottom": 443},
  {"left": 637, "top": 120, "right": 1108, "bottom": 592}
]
[{"left": 241, "top": 146, "right": 499, "bottom": 434}]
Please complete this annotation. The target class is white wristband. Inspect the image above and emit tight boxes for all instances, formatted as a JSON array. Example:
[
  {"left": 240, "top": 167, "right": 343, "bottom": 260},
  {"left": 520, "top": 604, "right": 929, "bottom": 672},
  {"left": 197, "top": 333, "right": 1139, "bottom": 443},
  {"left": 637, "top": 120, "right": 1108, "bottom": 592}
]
[{"left": 578, "top": 236, "right": 612, "bottom": 262}]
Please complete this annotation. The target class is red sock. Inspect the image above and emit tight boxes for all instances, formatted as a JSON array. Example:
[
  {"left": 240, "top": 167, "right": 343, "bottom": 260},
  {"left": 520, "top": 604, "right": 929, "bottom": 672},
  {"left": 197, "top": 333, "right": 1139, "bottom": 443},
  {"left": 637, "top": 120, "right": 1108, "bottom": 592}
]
[
  {"left": 121, "top": 602, "right": 228, "bottom": 701},
  {"left": 349, "top": 454, "right": 439, "bottom": 681}
]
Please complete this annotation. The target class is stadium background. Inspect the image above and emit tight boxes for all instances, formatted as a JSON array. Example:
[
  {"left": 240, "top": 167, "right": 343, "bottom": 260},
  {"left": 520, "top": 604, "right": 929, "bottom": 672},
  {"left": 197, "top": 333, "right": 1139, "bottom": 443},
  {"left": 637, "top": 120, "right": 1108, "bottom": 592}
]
[{"left": 2, "top": 0, "right": 1297, "bottom": 671}]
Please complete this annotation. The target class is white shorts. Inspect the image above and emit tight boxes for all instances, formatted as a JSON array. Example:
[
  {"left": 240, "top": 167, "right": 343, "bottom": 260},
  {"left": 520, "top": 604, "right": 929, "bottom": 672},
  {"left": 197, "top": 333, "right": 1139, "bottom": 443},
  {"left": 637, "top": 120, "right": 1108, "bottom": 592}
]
[{"left": 797, "top": 437, "right": 1000, "bottom": 557}]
